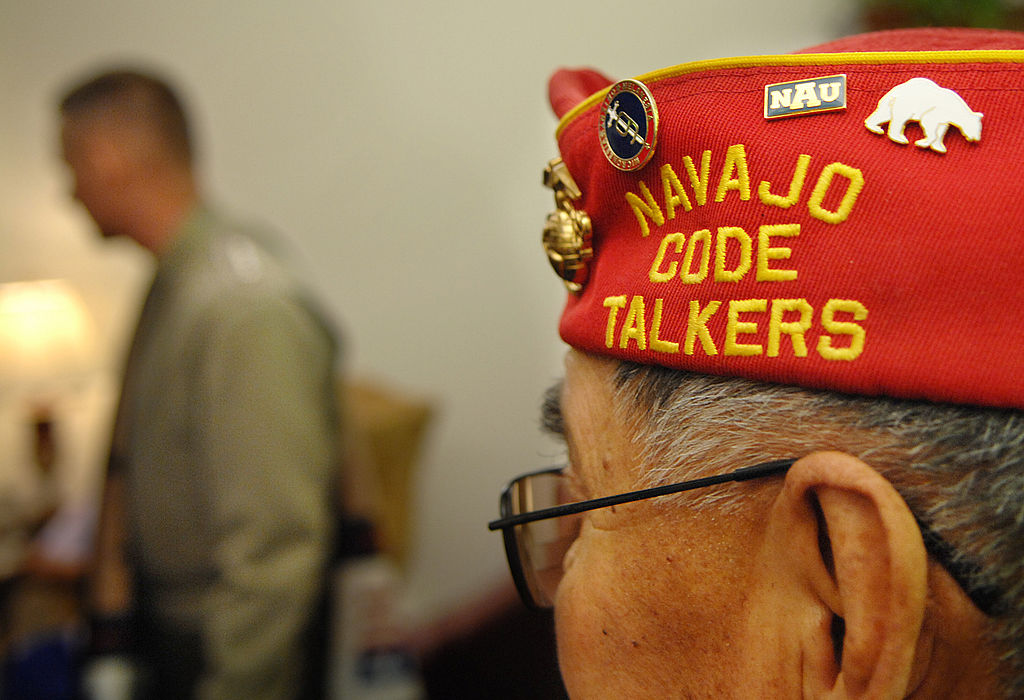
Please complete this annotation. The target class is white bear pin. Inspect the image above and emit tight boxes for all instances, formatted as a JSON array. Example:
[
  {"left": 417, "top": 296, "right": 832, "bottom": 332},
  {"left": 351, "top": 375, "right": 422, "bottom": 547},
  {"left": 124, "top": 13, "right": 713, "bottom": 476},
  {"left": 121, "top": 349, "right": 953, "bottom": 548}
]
[{"left": 864, "top": 77, "right": 983, "bottom": 153}]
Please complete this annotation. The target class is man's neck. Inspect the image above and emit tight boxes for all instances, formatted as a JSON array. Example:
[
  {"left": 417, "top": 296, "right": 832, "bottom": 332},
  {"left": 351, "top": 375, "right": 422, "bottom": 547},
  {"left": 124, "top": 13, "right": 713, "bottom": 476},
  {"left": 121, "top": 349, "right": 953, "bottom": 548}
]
[{"left": 133, "top": 177, "right": 199, "bottom": 256}]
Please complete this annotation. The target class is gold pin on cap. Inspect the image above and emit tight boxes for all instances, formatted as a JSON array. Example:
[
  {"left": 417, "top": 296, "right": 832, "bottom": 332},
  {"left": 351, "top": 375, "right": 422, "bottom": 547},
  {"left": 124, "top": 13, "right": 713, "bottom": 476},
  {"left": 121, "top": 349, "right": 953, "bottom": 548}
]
[{"left": 542, "top": 158, "right": 592, "bottom": 293}]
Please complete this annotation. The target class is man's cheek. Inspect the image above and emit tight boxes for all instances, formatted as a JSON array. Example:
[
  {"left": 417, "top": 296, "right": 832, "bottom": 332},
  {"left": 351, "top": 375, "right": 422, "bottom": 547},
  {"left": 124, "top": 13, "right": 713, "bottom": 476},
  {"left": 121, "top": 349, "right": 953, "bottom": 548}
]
[{"left": 555, "top": 574, "right": 625, "bottom": 698}]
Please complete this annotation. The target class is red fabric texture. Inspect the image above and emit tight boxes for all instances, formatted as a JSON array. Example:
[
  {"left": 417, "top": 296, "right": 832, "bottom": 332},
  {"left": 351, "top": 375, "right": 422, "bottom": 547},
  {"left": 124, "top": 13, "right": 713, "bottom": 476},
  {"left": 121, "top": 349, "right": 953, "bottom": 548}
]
[
  {"left": 549, "top": 28, "right": 1024, "bottom": 410},
  {"left": 549, "top": 68, "right": 613, "bottom": 119}
]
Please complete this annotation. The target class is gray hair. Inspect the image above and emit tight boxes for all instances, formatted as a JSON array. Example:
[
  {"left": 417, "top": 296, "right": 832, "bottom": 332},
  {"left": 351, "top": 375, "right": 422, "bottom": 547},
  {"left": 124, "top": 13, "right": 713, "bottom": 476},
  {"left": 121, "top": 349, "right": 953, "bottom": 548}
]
[{"left": 613, "top": 362, "right": 1024, "bottom": 697}]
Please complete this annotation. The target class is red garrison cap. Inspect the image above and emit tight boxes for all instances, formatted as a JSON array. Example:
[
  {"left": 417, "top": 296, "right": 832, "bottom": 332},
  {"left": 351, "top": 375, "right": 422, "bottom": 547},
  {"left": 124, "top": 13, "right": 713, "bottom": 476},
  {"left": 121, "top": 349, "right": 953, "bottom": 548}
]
[{"left": 543, "top": 28, "right": 1024, "bottom": 410}]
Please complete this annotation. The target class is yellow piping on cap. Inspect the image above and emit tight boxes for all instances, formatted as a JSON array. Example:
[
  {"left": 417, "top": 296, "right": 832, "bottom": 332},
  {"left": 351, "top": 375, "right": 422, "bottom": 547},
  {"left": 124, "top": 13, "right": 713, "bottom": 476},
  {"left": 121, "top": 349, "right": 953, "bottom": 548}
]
[{"left": 555, "top": 49, "right": 1024, "bottom": 139}]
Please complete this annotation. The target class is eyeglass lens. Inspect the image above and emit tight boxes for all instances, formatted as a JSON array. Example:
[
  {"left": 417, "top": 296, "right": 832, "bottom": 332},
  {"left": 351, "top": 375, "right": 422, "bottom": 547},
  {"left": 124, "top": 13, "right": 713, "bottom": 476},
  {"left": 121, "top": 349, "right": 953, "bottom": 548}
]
[{"left": 506, "top": 471, "right": 581, "bottom": 608}]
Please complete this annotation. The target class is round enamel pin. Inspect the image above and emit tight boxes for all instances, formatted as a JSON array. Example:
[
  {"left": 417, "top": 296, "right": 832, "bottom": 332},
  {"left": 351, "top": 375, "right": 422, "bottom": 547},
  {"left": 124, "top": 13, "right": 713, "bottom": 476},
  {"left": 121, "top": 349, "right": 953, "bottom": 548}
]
[{"left": 599, "top": 79, "right": 658, "bottom": 171}]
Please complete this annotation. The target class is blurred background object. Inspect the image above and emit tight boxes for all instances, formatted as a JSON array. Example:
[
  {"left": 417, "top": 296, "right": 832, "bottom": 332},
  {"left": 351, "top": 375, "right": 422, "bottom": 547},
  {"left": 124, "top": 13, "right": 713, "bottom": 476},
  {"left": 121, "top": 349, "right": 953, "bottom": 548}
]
[
  {"left": 343, "top": 380, "right": 434, "bottom": 571},
  {"left": 0, "top": 279, "right": 105, "bottom": 694},
  {"left": 0, "top": 279, "right": 100, "bottom": 583},
  {"left": 860, "top": 0, "right": 1024, "bottom": 29},
  {"left": 0, "top": 279, "right": 97, "bottom": 405}
]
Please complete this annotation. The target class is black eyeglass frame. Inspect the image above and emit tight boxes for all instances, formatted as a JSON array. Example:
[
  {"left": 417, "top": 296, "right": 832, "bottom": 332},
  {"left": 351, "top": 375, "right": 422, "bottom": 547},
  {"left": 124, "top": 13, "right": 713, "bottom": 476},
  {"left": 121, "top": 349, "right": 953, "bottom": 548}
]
[{"left": 488, "top": 458, "right": 1003, "bottom": 615}]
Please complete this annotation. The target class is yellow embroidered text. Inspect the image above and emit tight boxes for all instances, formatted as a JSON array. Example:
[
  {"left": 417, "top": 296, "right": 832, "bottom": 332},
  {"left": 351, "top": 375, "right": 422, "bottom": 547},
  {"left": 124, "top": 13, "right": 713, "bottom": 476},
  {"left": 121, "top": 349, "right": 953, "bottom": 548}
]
[
  {"left": 603, "top": 294, "right": 867, "bottom": 361},
  {"left": 627, "top": 146, "right": 865, "bottom": 237},
  {"left": 648, "top": 225, "right": 801, "bottom": 285}
]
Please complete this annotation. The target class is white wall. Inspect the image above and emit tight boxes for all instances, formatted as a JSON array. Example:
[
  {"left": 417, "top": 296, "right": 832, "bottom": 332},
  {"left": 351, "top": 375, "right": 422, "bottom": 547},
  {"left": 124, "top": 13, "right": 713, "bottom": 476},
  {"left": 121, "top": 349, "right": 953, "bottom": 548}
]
[{"left": 0, "top": 0, "right": 859, "bottom": 621}]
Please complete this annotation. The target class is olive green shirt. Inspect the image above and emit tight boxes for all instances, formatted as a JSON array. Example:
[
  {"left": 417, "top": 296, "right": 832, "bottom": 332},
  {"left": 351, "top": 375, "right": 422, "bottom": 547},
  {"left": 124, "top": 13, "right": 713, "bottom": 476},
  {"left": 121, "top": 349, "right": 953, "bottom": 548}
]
[{"left": 110, "top": 206, "right": 339, "bottom": 698}]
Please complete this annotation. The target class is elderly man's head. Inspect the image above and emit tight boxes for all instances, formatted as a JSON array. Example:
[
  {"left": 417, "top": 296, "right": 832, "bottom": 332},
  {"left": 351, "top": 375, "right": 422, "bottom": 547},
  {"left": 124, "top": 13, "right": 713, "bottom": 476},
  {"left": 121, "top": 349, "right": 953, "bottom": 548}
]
[
  {"left": 492, "top": 27, "right": 1024, "bottom": 698},
  {"left": 543, "top": 352, "right": 1019, "bottom": 696}
]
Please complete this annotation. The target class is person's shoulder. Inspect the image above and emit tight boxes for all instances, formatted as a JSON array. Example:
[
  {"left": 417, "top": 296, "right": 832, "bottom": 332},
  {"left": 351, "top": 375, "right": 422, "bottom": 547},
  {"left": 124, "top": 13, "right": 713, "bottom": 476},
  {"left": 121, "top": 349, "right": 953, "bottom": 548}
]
[
  {"left": 203, "top": 215, "right": 336, "bottom": 333},
  {"left": 205, "top": 214, "right": 293, "bottom": 289}
]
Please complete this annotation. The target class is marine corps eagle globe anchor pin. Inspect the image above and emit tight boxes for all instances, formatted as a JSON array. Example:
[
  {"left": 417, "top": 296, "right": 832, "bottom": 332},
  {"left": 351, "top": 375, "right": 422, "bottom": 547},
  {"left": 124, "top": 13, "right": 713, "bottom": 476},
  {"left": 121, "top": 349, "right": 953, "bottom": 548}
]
[{"left": 543, "top": 158, "right": 592, "bottom": 293}]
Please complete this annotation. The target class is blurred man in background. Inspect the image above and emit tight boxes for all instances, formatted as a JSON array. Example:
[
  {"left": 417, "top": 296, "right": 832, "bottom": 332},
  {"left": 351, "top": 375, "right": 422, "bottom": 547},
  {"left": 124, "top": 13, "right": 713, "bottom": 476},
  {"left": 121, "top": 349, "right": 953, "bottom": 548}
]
[{"left": 60, "top": 68, "right": 340, "bottom": 699}]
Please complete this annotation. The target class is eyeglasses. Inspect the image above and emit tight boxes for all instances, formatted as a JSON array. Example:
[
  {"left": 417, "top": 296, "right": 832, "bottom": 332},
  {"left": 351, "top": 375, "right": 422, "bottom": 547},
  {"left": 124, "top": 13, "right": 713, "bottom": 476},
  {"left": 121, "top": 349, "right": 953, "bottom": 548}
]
[
  {"left": 487, "top": 459, "right": 794, "bottom": 609},
  {"left": 488, "top": 458, "right": 1004, "bottom": 614}
]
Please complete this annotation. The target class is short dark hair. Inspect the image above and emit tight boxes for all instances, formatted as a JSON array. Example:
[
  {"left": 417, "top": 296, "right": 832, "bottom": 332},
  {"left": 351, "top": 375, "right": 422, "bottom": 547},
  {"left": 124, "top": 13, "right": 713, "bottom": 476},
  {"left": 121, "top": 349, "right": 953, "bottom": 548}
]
[{"left": 59, "top": 68, "right": 193, "bottom": 164}]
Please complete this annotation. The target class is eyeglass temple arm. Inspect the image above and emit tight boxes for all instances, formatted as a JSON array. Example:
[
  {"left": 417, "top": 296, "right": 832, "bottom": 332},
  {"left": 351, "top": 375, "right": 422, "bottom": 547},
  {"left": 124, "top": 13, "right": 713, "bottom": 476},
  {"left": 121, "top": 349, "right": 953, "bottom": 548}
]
[{"left": 487, "top": 459, "right": 795, "bottom": 531}]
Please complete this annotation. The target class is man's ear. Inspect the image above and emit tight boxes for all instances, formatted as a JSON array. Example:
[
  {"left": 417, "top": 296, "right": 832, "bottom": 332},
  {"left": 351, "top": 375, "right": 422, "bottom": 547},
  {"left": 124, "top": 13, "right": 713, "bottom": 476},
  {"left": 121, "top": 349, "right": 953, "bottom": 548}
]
[{"left": 767, "top": 451, "right": 929, "bottom": 698}]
